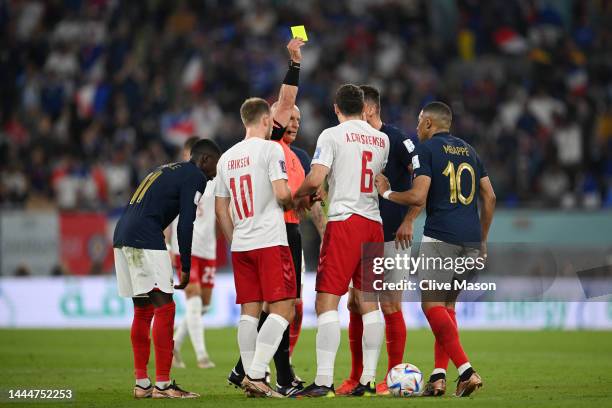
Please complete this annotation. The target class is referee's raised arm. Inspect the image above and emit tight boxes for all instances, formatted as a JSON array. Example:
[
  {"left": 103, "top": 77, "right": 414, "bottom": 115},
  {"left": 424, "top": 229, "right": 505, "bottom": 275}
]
[{"left": 270, "top": 37, "right": 305, "bottom": 138}]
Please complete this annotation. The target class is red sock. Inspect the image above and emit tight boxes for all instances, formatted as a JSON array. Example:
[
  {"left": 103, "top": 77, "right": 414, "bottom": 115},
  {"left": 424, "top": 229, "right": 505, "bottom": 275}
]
[
  {"left": 425, "top": 306, "right": 468, "bottom": 369},
  {"left": 131, "top": 304, "right": 154, "bottom": 380},
  {"left": 384, "top": 311, "right": 406, "bottom": 374},
  {"left": 289, "top": 301, "right": 303, "bottom": 356},
  {"left": 152, "top": 301, "right": 175, "bottom": 383},
  {"left": 434, "top": 308, "right": 457, "bottom": 370},
  {"left": 348, "top": 311, "right": 363, "bottom": 382}
]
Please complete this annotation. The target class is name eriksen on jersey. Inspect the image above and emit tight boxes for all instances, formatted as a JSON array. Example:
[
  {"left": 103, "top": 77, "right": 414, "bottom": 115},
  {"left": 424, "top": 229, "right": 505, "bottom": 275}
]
[{"left": 227, "top": 156, "right": 250, "bottom": 170}]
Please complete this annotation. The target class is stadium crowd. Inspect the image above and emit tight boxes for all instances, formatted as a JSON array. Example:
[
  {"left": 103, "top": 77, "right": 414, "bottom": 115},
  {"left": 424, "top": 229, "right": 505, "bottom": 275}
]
[{"left": 1, "top": 0, "right": 612, "bottom": 210}]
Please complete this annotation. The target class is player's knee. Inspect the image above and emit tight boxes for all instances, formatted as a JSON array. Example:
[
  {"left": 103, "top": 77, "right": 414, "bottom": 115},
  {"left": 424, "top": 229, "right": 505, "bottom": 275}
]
[
  {"left": 421, "top": 301, "right": 443, "bottom": 314},
  {"left": 184, "top": 283, "right": 201, "bottom": 298},
  {"left": 380, "top": 301, "right": 401, "bottom": 315},
  {"left": 347, "top": 296, "right": 359, "bottom": 314},
  {"left": 132, "top": 296, "right": 152, "bottom": 308},
  {"left": 148, "top": 290, "right": 173, "bottom": 307}
]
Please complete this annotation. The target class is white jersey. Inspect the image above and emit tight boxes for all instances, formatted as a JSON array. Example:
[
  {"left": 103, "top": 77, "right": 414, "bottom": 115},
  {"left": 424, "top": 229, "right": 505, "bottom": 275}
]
[
  {"left": 170, "top": 179, "right": 217, "bottom": 260},
  {"left": 215, "top": 137, "right": 288, "bottom": 251},
  {"left": 312, "top": 119, "right": 389, "bottom": 223}
]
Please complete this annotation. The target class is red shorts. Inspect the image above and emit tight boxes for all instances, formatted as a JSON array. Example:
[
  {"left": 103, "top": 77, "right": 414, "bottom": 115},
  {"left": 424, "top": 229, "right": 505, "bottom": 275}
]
[
  {"left": 232, "top": 245, "right": 296, "bottom": 304},
  {"left": 316, "top": 214, "right": 384, "bottom": 296},
  {"left": 173, "top": 254, "right": 216, "bottom": 288}
]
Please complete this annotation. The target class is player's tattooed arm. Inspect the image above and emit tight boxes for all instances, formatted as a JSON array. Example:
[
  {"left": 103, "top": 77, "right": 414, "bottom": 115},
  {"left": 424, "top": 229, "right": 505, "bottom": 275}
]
[
  {"left": 479, "top": 176, "right": 496, "bottom": 260},
  {"left": 215, "top": 197, "right": 234, "bottom": 244},
  {"left": 271, "top": 38, "right": 305, "bottom": 128},
  {"left": 375, "top": 173, "right": 430, "bottom": 207},
  {"left": 310, "top": 201, "right": 327, "bottom": 240}
]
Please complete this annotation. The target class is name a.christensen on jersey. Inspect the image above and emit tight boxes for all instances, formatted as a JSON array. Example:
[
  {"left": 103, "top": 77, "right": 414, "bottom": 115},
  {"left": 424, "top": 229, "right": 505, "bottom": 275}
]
[
  {"left": 372, "top": 279, "right": 497, "bottom": 292},
  {"left": 227, "top": 156, "right": 250, "bottom": 170},
  {"left": 345, "top": 132, "right": 386, "bottom": 148}
]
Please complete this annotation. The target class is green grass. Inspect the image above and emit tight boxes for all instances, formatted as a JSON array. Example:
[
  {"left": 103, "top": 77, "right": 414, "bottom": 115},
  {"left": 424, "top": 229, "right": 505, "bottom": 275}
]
[{"left": 1, "top": 328, "right": 611, "bottom": 407}]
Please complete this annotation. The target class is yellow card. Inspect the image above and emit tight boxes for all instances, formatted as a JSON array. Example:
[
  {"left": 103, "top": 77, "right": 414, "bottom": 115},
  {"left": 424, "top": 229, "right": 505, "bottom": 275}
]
[{"left": 291, "top": 25, "right": 308, "bottom": 42}]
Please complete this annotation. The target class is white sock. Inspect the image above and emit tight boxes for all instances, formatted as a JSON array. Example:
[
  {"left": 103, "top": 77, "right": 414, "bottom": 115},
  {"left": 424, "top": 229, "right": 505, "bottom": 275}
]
[
  {"left": 247, "top": 313, "right": 289, "bottom": 379},
  {"left": 202, "top": 304, "right": 211, "bottom": 315},
  {"left": 238, "top": 315, "right": 259, "bottom": 373},
  {"left": 432, "top": 368, "right": 447, "bottom": 376},
  {"left": 360, "top": 310, "right": 384, "bottom": 385},
  {"left": 135, "top": 378, "right": 151, "bottom": 388},
  {"left": 314, "top": 310, "right": 340, "bottom": 387},
  {"left": 458, "top": 362, "right": 472, "bottom": 376},
  {"left": 156, "top": 380, "right": 170, "bottom": 389},
  {"left": 185, "top": 297, "right": 207, "bottom": 360},
  {"left": 174, "top": 317, "right": 188, "bottom": 348}
]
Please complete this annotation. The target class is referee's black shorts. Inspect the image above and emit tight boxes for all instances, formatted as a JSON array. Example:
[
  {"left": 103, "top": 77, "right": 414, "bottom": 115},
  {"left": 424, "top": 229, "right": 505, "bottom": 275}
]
[{"left": 285, "top": 223, "right": 302, "bottom": 298}]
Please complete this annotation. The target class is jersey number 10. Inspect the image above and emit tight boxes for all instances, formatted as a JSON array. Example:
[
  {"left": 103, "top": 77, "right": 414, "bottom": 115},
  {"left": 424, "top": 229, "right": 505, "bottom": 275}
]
[
  {"left": 230, "top": 175, "right": 254, "bottom": 220},
  {"left": 442, "top": 161, "right": 475, "bottom": 205}
]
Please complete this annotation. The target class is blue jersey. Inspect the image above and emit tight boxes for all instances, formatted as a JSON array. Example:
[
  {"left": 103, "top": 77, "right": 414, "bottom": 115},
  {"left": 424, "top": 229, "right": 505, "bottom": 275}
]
[
  {"left": 113, "top": 161, "right": 206, "bottom": 273},
  {"left": 412, "top": 132, "right": 487, "bottom": 246},
  {"left": 379, "top": 123, "right": 418, "bottom": 242}
]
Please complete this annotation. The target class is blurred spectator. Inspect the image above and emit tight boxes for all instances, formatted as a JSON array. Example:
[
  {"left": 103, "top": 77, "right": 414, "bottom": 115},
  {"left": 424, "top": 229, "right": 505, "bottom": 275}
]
[{"left": 0, "top": 0, "right": 611, "bottom": 210}]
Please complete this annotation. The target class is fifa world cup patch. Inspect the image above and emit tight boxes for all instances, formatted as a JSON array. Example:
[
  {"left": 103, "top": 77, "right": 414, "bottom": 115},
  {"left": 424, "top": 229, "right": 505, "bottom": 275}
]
[
  {"left": 313, "top": 147, "right": 321, "bottom": 160},
  {"left": 412, "top": 155, "right": 420, "bottom": 169},
  {"left": 403, "top": 139, "right": 415, "bottom": 153},
  {"left": 279, "top": 160, "right": 287, "bottom": 173}
]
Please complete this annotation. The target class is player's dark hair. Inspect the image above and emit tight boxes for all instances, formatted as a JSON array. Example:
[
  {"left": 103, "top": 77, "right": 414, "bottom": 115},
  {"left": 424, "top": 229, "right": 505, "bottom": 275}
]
[
  {"left": 190, "top": 139, "right": 221, "bottom": 162},
  {"left": 335, "top": 84, "right": 364, "bottom": 116},
  {"left": 184, "top": 136, "right": 200, "bottom": 151},
  {"left": 240, "top": 97, "right": 271, "bottom": 126},
  {"left": 359, "top": 85, "right": 380, "bottom": 112},
  {"left": 422, "top": 101, "right": 452, "bottom": 127}
]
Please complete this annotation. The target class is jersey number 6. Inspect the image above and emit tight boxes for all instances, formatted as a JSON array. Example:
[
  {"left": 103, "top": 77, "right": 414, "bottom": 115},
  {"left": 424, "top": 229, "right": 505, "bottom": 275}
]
[
  {"left": 360, "top": 151, "right": 374, "bottom": 193},
  {"left": 230, "top": 174, "right": 254, "bottom": 220}
]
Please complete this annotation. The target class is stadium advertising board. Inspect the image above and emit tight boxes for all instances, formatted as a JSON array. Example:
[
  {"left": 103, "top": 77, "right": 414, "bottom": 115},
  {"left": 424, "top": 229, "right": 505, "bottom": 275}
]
[{"left": 1, "top": 275, "right": 610, "bottom": 329}]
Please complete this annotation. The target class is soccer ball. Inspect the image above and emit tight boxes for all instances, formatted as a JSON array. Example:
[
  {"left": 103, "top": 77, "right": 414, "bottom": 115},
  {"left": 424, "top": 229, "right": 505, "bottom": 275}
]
[{"left": 386, "top": 363, "right": 424, "bottom": 397}]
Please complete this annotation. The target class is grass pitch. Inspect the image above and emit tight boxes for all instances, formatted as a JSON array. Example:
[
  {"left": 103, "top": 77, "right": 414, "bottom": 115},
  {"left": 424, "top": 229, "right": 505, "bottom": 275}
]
[{"left": 1, "top": 328, "right": 611, "bottom": 407}]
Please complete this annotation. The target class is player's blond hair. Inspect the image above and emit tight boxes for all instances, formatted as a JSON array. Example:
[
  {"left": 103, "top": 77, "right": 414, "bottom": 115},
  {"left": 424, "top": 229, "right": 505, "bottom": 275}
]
[{"left": 240, "top": 97, "right": 271, "bottom": 126}]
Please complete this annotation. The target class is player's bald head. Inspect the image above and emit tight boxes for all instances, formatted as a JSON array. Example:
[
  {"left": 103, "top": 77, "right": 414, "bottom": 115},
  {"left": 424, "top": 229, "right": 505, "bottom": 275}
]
[{"left": 421, "top": 101, "right": 452, "bottom": 128}]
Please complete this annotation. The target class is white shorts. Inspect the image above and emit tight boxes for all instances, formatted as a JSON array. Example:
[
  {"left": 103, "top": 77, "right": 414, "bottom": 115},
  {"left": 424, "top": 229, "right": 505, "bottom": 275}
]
[
  {"left": 114, "top": 247, "right": 175, "bottom": 298},
  {"left": 349, "top": 241, "right": 411, "bottom": 289}
]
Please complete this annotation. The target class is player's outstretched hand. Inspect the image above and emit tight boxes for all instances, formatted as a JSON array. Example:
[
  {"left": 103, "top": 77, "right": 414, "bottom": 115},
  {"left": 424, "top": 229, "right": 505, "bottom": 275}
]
[
  {"left": 175, "top": 270, "right": 190, "bottom": 290},
  {"left": 375, "top": 173, "right": 390, "bottom": 195},
  {"left": 287, "top": 38, "right": 305, "bottom": 63}
]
